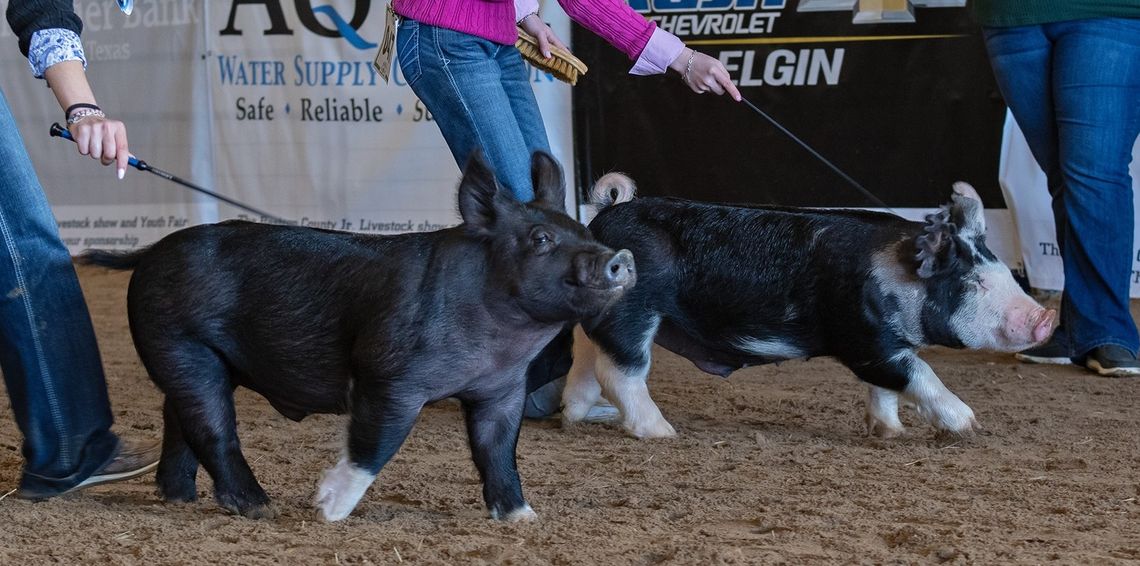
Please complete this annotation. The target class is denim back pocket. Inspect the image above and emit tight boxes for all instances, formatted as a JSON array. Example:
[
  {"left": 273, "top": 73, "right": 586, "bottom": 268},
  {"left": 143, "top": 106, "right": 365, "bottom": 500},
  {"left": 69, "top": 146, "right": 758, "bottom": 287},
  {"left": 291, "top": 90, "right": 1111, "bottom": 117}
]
[{"left": 396, "top": 18, "right": 422, "bottom": 86}]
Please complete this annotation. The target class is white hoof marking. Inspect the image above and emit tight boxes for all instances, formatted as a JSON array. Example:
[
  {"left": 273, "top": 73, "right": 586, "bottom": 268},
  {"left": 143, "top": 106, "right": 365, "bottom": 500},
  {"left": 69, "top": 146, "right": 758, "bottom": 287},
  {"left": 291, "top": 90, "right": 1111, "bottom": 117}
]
[
  {"left": 315, "top": 459, "right": 376, "bottom": 522},
  {"left": 866, "top": 386, "right": 905, "bottom": 438},
  {"left": 490, "top": 504, "right": 538, "bottom": 522},
  {"left": 504, "top": 504, "right": 538, "bottom": 523},
  {"left": 625, "top": 415, "right": 677, "bottom": 439}
]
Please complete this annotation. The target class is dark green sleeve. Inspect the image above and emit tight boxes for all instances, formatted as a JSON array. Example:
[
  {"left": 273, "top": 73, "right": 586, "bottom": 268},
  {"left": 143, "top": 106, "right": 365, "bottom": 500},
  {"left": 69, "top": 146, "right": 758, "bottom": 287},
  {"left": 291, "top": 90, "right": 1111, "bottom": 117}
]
[{"left": 973, "top": 0, "right": 1140, "bottom": 28}]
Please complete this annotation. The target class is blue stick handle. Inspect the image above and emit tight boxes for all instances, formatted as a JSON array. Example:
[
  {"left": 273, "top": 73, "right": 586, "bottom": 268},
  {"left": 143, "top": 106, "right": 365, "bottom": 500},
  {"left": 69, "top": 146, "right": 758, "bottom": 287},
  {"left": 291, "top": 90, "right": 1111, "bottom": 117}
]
[{"left": 50, "top": 122, "right": 144, "bottom": 169}]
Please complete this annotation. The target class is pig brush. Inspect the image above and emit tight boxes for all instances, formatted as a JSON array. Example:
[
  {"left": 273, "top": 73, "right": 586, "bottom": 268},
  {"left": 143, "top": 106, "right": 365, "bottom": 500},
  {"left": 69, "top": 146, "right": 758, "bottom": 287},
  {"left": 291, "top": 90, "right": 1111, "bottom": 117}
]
[{"left": 515, "top": 27, "right": 589, "bottom": 86}]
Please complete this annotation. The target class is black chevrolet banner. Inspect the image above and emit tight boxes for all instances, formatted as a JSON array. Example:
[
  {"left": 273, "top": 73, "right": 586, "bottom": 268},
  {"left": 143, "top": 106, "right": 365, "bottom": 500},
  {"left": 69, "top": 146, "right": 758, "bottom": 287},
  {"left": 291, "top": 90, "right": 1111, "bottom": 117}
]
[{"left": 571, "top": 1, "right": 1004, "bottom": 208}]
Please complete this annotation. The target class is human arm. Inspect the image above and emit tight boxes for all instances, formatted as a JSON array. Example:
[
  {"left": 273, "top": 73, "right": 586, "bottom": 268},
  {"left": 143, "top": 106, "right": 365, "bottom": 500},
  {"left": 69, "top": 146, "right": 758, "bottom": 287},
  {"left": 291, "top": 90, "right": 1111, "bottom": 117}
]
[
  {"left": 541, "top": 0, "right": 739, "bottom": 100},
  {"left": 43, "top": 61, "right": 130, "bottom": 178},
  {"left": 6, "top": 0, "right": 131, "bottom": 178},
  {"left": 667, "top": 46, "right": 740, "bottom": 99},
  {"left": 517, "top": 0, "right": 568, "bottom": 59}
]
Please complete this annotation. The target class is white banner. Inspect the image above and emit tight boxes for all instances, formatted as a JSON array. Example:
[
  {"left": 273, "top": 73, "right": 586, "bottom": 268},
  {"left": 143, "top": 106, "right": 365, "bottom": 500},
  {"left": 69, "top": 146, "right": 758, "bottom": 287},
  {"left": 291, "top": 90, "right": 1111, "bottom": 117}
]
[
  {"left": 999, "top": 111, "right": 1140, "bottom": 297},
  {"left": 1, "top": 0, "right": 211, "bottom": 250},
  {"left": 1, "top": 0, "right": 575, "bottom": 253}
]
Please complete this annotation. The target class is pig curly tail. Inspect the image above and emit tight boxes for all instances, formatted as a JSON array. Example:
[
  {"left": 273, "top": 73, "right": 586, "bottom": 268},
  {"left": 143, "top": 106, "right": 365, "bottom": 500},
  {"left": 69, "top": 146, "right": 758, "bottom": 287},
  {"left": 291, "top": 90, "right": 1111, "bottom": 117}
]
[{"left": 588, "top": 173, "right": 637, "bottom": 209}]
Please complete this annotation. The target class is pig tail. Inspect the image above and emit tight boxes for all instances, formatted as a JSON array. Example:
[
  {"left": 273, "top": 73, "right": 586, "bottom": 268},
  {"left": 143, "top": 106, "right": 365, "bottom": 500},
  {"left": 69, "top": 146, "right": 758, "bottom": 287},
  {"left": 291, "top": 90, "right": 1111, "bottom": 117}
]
[{"left": 588, "top": 173, "right": 637, "bottom": 209}]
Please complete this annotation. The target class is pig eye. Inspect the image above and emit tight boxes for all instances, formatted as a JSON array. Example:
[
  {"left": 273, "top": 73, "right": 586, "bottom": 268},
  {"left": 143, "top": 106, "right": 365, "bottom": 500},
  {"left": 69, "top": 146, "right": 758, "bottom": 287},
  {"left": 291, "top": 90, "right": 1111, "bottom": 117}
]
[
  {"left": 968, "top": 274, "right": 989, "bottom": 291},
  {"left": 530, "top": 229, "right": 554, "bottom": 250}
]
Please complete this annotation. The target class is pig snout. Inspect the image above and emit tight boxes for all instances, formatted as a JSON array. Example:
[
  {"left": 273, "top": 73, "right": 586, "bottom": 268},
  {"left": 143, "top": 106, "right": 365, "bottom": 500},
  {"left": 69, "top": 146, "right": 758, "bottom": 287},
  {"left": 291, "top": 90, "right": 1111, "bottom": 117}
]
[
  {"left": 574, "top": 249, "right": 635, "bottom": 289},
  {"left": 956, "top": 268, "right": 1058, "bottom": 352},
  {"left": 606, "top": 250, "right": 636, "bottom": 287},
  {"left": 1005, "top": 304, "right": 1057, "bottom": 348},
  {"left": 1031, "top": 308, "right": 1057, "bottom": 344}
]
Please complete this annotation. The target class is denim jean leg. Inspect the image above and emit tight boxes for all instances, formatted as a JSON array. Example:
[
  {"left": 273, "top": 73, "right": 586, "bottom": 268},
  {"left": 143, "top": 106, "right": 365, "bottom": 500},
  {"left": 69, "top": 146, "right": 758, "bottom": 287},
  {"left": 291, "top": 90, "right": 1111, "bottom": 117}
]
[
  {"left": 0, "top": 87, "right": 117, "bottom": 496},
  {"left": 983, "top": 24, "right": 1073, "bottom": 353},
  {"left": 497, "top": 45, "right": 552, "bottom": 173},
  {"left": 1049, "top": 18, "right": 1140, "bottom": 356},
  {"left": 983, "top": 20, "right": 1140, "bottom": 357},
  {"left": 399, "top": 19, "right": 547, "bottom": 201},
  {"left": 983, "top": 25, "right": 1061, "bottom": 180}
]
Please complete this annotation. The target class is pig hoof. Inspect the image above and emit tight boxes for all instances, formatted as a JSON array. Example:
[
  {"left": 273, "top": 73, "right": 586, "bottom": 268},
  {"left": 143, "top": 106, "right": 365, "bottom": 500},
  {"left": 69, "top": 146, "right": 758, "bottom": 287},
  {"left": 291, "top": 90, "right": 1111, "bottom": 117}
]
[
  {"left": 936, "top": 415, "right": 981, "bottom": 439},
  {"left": 864, "top": 410, "right": 905, "bottom": 438},
  {"left": 157, "top": 486, "right": 198, "bottom": 503},
  {"left": 218, "top": 495, "right": 278, "bottom": 519},
  {"left": 560, "top": 402, "right": 594, "bottom": 425},
  {"left": 316, "top": 460, "right": 376, "bottom": 522},
  {"left": 930, "top": 415, "right": 975, "bottom": 438},
  {"left": 916, "top": 393, "right": 977, "bottom": 436},
  {"left": 493, "top": 504, "right": 538, "bottom": 523},
  {"left": 157, "top": 477, "right": 199, "bottom": 502},
  {"left": 317, "top": 501, "right": 353, "bottom": 522},
  {"left": 240, "top": 503, "right": 279, "bottom": 520},
  {"left": 932, "top": 411, "right": 978, "bottom": 436},
  {"left": 625, "top": 418, "right": 676, "bottom": 439},
  {"left": 507, "top": 506, "right": 538, "bottom": 523},
  {"left": 867, "top": 420, "right": 905, "bottom": 439}
]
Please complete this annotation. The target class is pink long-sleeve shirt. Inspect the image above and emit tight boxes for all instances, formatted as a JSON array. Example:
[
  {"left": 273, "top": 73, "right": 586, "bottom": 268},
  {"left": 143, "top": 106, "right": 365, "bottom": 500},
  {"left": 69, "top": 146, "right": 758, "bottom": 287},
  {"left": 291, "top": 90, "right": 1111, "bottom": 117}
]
[{"left": 392, "top": 0, "right": 684, "bottom": 75}]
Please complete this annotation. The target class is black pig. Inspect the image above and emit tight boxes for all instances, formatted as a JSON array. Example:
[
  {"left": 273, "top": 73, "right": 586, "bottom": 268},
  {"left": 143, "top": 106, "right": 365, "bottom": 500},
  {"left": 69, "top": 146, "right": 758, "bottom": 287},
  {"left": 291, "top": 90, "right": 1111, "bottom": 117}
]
[
  {"left": 82, "top": 153, "right": 634, "bottom": 521},
  {"left": 562, "top": 175, "right": 1054, "bottom": 439}
]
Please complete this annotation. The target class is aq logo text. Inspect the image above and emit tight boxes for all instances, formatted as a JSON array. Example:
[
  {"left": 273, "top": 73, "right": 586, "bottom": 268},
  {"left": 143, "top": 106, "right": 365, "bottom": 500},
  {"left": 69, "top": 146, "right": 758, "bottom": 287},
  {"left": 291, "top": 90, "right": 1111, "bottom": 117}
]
[{"left": 221, "top": 0, "right": 377, "bottom": 49}]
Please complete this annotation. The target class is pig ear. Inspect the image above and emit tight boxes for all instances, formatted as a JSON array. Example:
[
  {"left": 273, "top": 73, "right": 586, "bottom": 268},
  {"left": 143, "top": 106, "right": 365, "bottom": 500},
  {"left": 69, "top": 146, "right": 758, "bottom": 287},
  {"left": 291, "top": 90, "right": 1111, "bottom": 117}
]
[
  {"left": 950, "top": 182, "right": 985, "bottom": 239},
  {"left": 530, "top": 151, "right": 567, "bottom": 211},
  {"left": 457, "top": 151, "right": 505, "bottom": 232},
  {"left": 915, "top": 207, "right": 958, "bottom": 279}
]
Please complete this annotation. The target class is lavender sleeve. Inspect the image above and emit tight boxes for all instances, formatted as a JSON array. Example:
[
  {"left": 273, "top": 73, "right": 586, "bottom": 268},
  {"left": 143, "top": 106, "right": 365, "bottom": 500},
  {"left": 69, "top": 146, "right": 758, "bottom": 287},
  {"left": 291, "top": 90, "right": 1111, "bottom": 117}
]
[
  {"left": 515, "top": 0, "right": 540, "bottom": 21},
  {"left": 557, "top": 0, "right": 684, "bottom": 76},
  {"left": 629, "top": 27, "right": 684, "bottom": 76}
]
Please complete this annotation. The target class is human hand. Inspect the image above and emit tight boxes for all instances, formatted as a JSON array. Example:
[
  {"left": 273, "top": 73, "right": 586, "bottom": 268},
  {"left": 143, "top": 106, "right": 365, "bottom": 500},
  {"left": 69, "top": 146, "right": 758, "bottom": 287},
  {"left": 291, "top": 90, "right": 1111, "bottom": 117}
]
[
  {"left": 519, "top": 13, "right": 569, "bottom": 59},
  {"left": 670, "top": 48, "right": 742, "bottom": 102},
  {"left": 43, "top": 61, "right": 132, "bottom": 179},
  {"left": 67, "top": 114, "right": 130, "bottom": 179}
]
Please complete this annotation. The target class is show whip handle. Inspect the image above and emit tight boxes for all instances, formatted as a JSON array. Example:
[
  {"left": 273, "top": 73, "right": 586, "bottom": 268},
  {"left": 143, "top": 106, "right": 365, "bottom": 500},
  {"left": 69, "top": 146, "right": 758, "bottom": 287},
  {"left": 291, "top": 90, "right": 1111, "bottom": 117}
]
[{"left": 49, "top": 122, "right": 149, "bottom": 171}]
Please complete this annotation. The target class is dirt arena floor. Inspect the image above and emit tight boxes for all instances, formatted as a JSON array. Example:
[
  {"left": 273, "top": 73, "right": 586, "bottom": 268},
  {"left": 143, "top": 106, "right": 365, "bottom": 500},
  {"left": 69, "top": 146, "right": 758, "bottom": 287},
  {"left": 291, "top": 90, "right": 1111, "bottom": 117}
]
[{"left": 0, "top": 265, "right": 1138, "bottom": 564}]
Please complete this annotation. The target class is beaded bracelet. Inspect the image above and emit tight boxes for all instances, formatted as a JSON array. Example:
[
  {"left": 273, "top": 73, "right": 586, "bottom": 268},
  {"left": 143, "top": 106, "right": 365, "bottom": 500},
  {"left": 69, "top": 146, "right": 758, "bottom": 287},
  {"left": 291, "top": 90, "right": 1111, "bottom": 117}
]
[
  {"left": 683, "top": 49, "right": 696, "bottom": 86},
  {"left": 65, "top": 102, "right": 101, "bottom": 119},
  {"left": 67, "top": 107, "right": 106, "bottom": 126}
]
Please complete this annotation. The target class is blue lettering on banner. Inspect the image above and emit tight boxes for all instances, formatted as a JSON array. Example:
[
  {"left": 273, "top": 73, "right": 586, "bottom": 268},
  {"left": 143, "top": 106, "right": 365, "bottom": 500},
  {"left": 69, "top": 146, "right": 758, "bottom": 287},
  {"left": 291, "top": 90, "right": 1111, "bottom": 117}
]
[
  {"left": 311, "top": 4, "right": 376, "bottom": 49},
  {"left": 219, "top": 0, "right": 377, "bottom": 50},
  {"left": 218, "top": 55, "right": 287, "bottom": 85},
  {"left": 293, "top": 55, "right": 379, "bottom": 86},
  {"left": 217, "top": 55, "right": 380, "bottom": 87}
]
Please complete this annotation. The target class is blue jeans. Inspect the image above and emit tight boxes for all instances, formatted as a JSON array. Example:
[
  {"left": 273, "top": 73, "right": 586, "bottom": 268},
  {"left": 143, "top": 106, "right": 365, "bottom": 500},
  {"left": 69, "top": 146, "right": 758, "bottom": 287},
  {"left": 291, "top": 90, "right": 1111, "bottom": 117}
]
[
  {"left": 984, "top": 17, "right": 1140, "bottom": 357},
  {"left": 0, "top": 86, "right": 118, "bottom": 496},
  {"left": 397, "top": 17, "right": 550, "bottom": 202}
]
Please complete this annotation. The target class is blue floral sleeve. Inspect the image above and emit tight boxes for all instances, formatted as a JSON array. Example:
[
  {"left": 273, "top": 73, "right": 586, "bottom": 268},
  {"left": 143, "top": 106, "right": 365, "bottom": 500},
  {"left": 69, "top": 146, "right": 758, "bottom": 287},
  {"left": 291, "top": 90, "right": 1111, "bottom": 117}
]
[{"left": 27, "top": 29, "right": 87, "bottom": 78}]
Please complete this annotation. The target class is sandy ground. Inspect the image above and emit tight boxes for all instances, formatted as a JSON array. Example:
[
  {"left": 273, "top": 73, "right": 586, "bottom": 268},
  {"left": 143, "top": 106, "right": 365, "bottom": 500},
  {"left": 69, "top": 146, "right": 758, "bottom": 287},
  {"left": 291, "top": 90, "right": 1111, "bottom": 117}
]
[{"left": 0, "top": 265, "right": 1138, "bottom": 564}]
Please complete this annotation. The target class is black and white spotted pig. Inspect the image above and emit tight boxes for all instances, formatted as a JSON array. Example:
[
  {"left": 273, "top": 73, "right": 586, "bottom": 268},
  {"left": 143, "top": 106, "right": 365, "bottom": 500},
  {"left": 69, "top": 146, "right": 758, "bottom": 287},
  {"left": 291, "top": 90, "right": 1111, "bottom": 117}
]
[
  {"left": 82, "top": 153, "right": 635, "bottom": 521},
  {"left": 563, "top": 176, "right": 1055, "bottom": 439}
]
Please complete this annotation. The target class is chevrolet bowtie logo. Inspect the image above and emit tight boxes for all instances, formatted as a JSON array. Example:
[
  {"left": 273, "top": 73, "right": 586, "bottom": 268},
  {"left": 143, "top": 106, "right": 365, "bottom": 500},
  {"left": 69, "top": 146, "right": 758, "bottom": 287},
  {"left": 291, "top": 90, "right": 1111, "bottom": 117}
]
[{"left": 798, "top": 0, "right": 966, "bottom": 24}]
